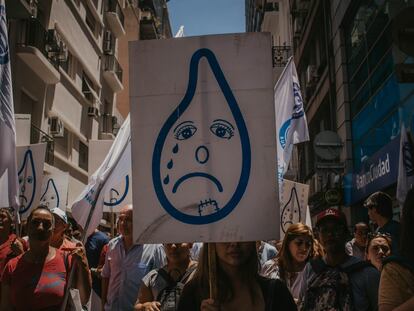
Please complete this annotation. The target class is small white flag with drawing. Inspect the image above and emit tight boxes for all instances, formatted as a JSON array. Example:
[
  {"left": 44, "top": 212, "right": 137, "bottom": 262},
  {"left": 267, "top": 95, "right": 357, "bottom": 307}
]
[
  {"left": 275, "top": 57, "right": 309, "bottom": 182},
  {"left": 71, "top": 115, "right": 131, "bottom": 237}
]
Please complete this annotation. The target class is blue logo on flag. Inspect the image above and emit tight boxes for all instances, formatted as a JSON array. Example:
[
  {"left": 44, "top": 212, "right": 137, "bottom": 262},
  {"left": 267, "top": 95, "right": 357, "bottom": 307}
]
[{"left": 279, "top": 82, "right": 305, "bottom": 149}]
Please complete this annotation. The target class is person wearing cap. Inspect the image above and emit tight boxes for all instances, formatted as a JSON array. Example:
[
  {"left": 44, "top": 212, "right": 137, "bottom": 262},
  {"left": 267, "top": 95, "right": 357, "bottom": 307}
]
[
  {"left": 50, "top": 207, "right": 78, "bottom": 251},
  {"left": 298, "top": 208, "right": 380, "bottom": 311},
  {"left": 364, "top": 191, "right": 400, "bottom": 254}
]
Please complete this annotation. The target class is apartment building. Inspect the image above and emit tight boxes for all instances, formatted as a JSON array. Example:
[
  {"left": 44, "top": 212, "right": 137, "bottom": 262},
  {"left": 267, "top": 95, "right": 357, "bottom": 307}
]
[
  {"left": 6, "top": 0, "right": 171, "bottom": 212},
  {"left": 247, "top": 0, "right": 414, "bottom": 223}
]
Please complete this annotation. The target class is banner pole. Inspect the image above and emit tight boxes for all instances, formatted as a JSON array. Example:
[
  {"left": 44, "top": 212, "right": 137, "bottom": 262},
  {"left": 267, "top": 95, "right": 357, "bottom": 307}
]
[{"left": 208, "top": 243, "right": 217, "bottom": 301}]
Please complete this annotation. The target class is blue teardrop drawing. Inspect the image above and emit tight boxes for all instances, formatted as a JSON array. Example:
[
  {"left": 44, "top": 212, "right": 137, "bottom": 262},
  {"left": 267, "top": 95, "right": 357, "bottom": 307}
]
[
  {"left": 18, "top": 149, "right": 37, "bottom": 214},
  {"left": 103, "top": 175, "right": 130, "bottom": 207},
  {"left": 152, "top": 48, "right": 251, "bottom": 225},
  {"left": 40, "top": 178, "right": 60, "bottom": 208}
]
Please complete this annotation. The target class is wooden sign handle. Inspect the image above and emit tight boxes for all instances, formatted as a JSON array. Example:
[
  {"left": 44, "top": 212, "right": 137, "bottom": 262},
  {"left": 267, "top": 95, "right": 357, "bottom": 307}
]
[{"left": 208, "top": 243, "right": 217, "bottom": 300}]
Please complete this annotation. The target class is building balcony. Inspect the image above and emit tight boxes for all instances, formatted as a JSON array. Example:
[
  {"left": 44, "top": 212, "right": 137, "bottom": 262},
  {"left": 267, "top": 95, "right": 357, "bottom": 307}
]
[
  {"left": 16, "top": 19, "right": 63, "bottom": 84},
  {"left": 140, "top": 10, "right": 158, "bottom": 40},
  {"left": 103, "top": 55, "right": 123, "bottom": 92},
  {"left": 105, "top": 0, "right": 126, "bottom": 37},
  {"left": 272, "top": 45, "right": 292, "bottom": 67},
  {"left": 5, "top": 0, "right": 37, "bottom": 19}
]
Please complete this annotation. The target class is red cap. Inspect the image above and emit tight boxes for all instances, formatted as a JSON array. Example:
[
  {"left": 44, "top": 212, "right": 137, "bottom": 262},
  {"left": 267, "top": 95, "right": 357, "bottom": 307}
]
[{"left": 315, "top": 208, "right": 346, "bottom": 226}]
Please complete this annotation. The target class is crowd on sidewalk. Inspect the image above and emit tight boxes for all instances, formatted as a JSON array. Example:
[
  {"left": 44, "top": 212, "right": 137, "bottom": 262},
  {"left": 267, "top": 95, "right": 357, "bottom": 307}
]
[{"left": 0, "top": 189, "right": 412, "bottom": 311}]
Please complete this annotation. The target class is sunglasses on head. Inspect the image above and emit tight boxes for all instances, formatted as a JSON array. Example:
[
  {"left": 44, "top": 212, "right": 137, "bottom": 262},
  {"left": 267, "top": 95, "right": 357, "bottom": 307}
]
[{"left": 367, "top": 232, "right": 391, "bottom": 240}]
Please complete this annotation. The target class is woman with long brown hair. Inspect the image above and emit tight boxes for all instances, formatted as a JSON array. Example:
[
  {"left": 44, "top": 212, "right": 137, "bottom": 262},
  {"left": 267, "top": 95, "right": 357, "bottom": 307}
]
[
  {"left": 177, "top": 242, "right": 296, "bottom": 310},
  {"left": 261, "top": 223, "right": 318, "bottom": 301}
]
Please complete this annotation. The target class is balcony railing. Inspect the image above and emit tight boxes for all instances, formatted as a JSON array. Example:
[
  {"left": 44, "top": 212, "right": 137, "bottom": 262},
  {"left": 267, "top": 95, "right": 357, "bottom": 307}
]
[
  {"left": 103, "top": 55, "right": 123, "bottom": 83},
  {"left": 30, "top": 123, "right": 54, "bottom": 165},
  {"left": 105, "top": 0, "right": 125, "bottom": 27},
  {"left": 17, "top": 18, "right": 60, "bottom": 68},
  {"left": 272, "top": 45, "right": 292, "bottom": 67}
]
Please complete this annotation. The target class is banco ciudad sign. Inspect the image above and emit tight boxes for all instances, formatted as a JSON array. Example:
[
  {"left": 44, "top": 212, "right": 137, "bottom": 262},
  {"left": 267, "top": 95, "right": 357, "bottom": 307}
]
[{"left": 351, "top": 136, "right": 399, "bottom": 204}]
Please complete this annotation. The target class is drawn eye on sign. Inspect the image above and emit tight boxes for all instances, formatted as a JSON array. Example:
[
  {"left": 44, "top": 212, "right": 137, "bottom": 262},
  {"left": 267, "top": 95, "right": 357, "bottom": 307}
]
[
  {"left": 281, "top": 186, "right": 301, "bottom": 233},
  {"left": 103, "top": 175, "right": 130, "bottom": 207},
  {"left": 18, "top": 150, "right": 36, "bottom": 214},
  {"left": 152, "top": 48, "right": 251, "bottom": 225},
  {"left": 40, "top": 178, "right": 60, "bottom": 208}
]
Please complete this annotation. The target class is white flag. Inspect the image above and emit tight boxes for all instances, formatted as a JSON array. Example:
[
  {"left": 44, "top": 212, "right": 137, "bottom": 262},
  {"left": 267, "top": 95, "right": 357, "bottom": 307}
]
[
  {"left": 396, "top": 124, "right": 414, "bottom": 206},
  {"left": 174, "top": 25, "right": 185, "bottom": 38},
  {"left": 275, "top": 57, "right": 309, "bottom": 182},
  {"left": 71, "top": 115, "right": 131, "bottom": 237},
  {"left": 0, "top": 1, "right": 18, "bottom": 211}
]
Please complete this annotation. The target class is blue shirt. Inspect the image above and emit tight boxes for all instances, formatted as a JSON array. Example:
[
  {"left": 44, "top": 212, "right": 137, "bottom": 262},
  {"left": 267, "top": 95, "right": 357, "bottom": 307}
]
[
  {"left": 86, "top": 230, "right": 110, "bottom": 268},
  {"left": 102, "top": 236, "right": 166, "bottom": 311}
]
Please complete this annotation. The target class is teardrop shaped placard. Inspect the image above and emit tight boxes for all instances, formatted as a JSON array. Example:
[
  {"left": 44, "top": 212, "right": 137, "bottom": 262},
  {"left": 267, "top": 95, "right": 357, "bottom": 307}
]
[{"left": 152, "top": 48, "right": 251, "bottom": 225}]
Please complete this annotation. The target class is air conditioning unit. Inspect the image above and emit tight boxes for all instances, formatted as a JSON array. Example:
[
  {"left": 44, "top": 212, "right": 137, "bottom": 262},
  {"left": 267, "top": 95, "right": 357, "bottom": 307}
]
[
  {"left": 306, "top": 65, "right": 318, "bottom": 85},
  {"left": 88, "top": 106, "right": 99, "bottom": 117},
  {"left": 49, "top": 117, "right": 64, "bottom": 137}
]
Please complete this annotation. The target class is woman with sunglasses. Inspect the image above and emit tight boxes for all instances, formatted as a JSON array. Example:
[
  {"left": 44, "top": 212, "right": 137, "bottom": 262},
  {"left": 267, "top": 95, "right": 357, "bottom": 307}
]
[
  {"left": 0, "top": 206, "right": 91, "bottom": 311},
  {"left": 261, "top": 223, "right": 318, "bottom": 301},
  {"left": 378, "top": 188, "right": 414, "bottom": 311},
  {"left": 178, "top": 242, "right": 296, "bottom": 311},
  {"left": 365, "top": 233, "right": 392, "bottom": 271}
]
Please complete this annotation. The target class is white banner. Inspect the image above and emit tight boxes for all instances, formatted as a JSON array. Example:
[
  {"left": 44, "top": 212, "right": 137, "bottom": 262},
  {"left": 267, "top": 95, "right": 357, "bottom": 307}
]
[
  {"left": 40, "top": 166, "right": 69, "bottom": 211},
  {"left": 16, "top": 143, "right": 46, "bottom": 219},
  {"left": 275, "top": 58, "right": 309, "bottom": 182},
  {"left": 279, "top": 179, "right": 309, "bottom": 239},
  {"left": 0, "top": 1, "right": 18, "bottom": 211},
  {"left": 71, "top": 116, "right": 131, "bottom": 237},
  {"left": 89, "top": 140, "right": 132, "bottom": 213},
  {"left": 130, "top": 33, "right": 279, "bottom": 243}
]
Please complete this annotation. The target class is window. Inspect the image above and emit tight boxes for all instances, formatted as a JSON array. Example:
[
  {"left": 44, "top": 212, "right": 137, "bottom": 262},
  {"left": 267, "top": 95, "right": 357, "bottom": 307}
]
[
  {"left": 345, "top": 1, "right": 393, "bottom": 118},
  {"left": 85, "top": 5, "right": 97, "bottom": 36},
  {"left": 61, "top": 51, "right": 76, "bottom": 79},
  {"left": 78, "top": 141, "right": 89, "bottom": 171}
]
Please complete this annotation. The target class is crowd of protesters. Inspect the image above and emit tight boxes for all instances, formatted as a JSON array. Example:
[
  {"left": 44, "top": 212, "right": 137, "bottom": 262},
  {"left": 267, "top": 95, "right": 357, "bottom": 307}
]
[{"left": 0, "top": 189, "right": 412, "bottom": 311}]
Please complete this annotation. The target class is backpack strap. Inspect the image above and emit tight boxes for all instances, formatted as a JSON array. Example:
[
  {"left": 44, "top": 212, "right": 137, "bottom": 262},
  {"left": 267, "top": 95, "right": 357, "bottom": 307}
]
[{"left": 180, "top": 264, "right": 197, "bottom": 284}]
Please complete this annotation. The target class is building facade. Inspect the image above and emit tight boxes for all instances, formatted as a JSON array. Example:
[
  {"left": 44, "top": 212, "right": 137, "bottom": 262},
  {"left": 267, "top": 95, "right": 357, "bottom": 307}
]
[
  {"left": 6, "top": 0, "right": 171, "bottom": 212},
  {"left": 246, "top": 0, "right": 414, "bottom": 224}
]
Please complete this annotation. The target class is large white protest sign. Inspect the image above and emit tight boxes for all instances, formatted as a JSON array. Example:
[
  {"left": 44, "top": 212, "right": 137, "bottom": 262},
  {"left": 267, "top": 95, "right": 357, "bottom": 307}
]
[
  {"left": 130, "top": 33, "right": 278, "bottom": 243},
  {"left": 40, "top": 166, "right": 69, "bottom": 211},
  {"left": 16, "top": 143, "right": 46, "bottom": 218},
  {"left": 279, "top": 179, "right": 309, "bottom": 238},
  {"left": 89, "top": 140, "right": 132, "bottom": 213}
]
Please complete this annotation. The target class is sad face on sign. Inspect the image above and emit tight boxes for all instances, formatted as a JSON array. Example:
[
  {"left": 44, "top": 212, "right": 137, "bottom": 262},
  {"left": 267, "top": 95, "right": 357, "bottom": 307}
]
[{"left": 152, "top": 49, "right": 251, "bottom": 225}]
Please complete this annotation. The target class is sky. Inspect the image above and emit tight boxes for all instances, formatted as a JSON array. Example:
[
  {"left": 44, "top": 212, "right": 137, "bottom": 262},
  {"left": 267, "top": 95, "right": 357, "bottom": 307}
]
[{"left": 167, "top": 0, "right": 246, "bottom": 37}]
